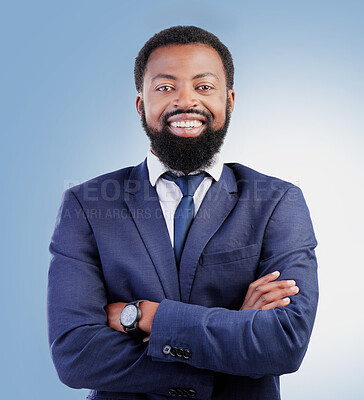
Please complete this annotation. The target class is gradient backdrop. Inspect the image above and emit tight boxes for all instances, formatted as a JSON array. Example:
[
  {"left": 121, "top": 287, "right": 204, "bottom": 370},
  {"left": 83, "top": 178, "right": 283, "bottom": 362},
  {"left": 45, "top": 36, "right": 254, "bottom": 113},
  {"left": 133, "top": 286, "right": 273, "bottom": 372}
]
[{"left": 1, "top": 0, "right": 363, "bottom": 398}]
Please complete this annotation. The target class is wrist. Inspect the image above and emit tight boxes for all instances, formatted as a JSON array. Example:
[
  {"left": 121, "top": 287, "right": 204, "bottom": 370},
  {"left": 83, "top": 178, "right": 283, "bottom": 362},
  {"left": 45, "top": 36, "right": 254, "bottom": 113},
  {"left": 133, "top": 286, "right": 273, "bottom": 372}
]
[{"left": 139, "top": 301, "right": 159, "bottom": 334}]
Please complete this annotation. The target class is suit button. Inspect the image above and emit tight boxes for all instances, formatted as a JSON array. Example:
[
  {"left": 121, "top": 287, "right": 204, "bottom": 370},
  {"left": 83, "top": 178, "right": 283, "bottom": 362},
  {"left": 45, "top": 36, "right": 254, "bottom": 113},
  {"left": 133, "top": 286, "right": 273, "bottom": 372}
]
[
  {"left": 162, "top": 345, "right": 171, "bottom": 355},
  {"left": 176, "top": 388, "right": 184, "bottom": 396},
  {"left": 183, "top": 349, "right": 192, "bottom": 359},
  {"left": 170, "top": 346, "right": 177, "bottom": 357},
  {"left": 187, "top": 388, "right": 197, "bottom": 397},
  {"left": 176, "top": 347, "right": 184, "bottom": 358},
  {"left": 168, "top": 388, "right": 177, "bottom": 396}
]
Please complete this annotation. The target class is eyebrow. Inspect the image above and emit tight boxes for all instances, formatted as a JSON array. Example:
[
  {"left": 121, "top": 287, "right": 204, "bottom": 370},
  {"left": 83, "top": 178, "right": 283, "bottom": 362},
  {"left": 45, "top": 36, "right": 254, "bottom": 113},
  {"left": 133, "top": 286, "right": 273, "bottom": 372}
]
[
  {"left": 151, "top": 74, "right": 177, "bottom": 82},
  {"left": 193, "top": 72, "right": 219, "bottom": 80},
  {"left": 151, "top": 72, "right": 219, "bottom": 82}
]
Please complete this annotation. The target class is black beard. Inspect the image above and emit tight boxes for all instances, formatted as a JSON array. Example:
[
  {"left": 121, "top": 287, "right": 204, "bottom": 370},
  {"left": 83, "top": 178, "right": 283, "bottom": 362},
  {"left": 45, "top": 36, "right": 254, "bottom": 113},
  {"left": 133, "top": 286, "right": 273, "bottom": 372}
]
[{"left": 140, "top": 101, "right": 231, "bottom": 173}]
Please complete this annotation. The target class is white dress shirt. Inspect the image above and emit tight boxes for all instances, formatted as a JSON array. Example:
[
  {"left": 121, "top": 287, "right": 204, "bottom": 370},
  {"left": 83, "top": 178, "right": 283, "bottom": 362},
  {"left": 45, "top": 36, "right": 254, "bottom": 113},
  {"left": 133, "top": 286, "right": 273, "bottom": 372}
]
[{"left": 147, "top": 149, "right": 224, "bottom": 248}]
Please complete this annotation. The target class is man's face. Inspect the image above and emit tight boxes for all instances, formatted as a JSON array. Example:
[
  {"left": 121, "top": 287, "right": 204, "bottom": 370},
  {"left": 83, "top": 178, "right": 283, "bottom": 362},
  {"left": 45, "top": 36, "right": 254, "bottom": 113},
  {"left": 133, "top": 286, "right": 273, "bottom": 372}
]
[{"left": 136, "top": 44, "right": 235, "bottom": 172}]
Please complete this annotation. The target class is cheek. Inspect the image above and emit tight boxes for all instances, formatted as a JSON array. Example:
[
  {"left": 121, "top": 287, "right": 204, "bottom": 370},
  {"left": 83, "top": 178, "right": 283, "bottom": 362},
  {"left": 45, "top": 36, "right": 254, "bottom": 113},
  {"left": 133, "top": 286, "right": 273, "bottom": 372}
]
[
  {"left": 144, "top": 99, "right": 166, "bottom": 127},
  {"left": 209, "top": 93, "right": 227, "bottom": 125},
  {"left": 211, "top": 103, "right": 227, "bottom": 126}
]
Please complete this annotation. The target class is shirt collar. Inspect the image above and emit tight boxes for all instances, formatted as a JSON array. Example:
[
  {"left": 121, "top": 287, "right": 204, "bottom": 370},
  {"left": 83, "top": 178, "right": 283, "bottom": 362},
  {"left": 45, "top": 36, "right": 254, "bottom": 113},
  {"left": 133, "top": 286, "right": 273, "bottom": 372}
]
[{"left": 147, "top": 149, "right": 224, "bottom": 187}]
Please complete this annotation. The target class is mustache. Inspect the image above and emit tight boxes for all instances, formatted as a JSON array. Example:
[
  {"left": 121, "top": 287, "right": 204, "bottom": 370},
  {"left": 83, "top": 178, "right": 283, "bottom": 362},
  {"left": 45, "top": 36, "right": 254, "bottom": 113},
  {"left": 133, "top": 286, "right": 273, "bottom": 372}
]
[{"left": 162, "top": 109, "right": 212, "bottom": 125}]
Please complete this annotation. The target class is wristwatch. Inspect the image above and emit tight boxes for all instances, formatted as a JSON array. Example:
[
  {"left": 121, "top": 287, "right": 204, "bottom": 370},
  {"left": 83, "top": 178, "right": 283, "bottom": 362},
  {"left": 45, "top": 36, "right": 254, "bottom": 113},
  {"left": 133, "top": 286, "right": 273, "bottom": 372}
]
[{"left": 120, "top": 300, "right": 146, "bottom": 336}]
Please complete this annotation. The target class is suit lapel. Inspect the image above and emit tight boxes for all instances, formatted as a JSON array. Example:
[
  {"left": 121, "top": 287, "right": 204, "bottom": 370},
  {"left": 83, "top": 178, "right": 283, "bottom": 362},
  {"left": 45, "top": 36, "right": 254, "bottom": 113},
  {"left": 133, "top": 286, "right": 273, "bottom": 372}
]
[
  {"left": 124, "top": 160, "right": 181, "bottom": 301},
  {"left": 179, "top": 165, "right": 239, "bottom": 303}
]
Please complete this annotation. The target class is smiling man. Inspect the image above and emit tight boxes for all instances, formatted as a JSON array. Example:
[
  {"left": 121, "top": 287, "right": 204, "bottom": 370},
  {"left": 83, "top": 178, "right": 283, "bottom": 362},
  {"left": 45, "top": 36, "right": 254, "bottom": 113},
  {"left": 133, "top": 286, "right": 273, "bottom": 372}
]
[
  {"left": 48, "top": 26, "right": 318, "bottom": 400},
  {"left": 137, "top": 43, "right": 234, "bottom": 173}
]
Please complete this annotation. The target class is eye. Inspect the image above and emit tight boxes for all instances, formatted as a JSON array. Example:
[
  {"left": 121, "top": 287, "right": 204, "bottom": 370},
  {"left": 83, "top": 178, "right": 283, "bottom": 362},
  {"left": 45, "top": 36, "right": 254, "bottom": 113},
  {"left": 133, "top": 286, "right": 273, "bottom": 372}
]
[
  {"left": 156, "top": 85, "right": 173, "bottom": 92},
  {"left": 197, "top": 84, "right": 213, "bottom": 91}
]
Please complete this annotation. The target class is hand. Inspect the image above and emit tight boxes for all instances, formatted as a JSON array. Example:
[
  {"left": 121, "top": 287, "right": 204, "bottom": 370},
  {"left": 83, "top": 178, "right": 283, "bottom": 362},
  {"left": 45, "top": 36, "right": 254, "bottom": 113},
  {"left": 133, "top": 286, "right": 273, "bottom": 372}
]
[
  {"left": 239, "top": 271, "right": 299, "bottom": 311},
  {"left": 104, "top": 301, "right": 160, "bottom": 335},
  {"left": 105, "top": 302, "right": 127, "bottom": 332}
]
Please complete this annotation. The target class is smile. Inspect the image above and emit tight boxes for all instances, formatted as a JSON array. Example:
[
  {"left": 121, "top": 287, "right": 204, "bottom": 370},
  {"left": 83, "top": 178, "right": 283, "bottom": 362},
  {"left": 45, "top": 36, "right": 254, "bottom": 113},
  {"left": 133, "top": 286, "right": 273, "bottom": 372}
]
[
  {"left": 166, "top": 113, "right": 207, "bottom": 137},
  {"left": 169, "top": 120, "right": 203, "bottom": 128}
]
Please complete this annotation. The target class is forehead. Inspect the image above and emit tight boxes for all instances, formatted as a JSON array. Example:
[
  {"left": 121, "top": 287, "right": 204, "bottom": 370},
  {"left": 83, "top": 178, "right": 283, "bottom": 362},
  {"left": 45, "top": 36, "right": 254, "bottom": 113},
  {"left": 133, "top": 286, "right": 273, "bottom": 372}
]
[{"left": 144, "top": 44, "right": 226, "bottom": 84}]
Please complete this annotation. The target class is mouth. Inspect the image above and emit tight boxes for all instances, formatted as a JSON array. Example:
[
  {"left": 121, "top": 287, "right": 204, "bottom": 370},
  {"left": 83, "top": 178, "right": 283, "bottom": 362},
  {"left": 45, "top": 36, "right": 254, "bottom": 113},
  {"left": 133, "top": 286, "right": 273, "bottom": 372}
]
[{"left": 166, "top": 113, "right": 207, "bottom": 137}]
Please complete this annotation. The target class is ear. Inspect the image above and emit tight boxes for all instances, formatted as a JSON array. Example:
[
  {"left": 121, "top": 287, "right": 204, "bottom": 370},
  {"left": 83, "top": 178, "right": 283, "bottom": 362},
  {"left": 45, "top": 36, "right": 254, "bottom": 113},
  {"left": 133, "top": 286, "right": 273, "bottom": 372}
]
[
  {"left": 136, "top": 93, "right": 143, "bottom": 116},
  {"left": 227, "top": 89, "right": 235, "bottom": 114}
]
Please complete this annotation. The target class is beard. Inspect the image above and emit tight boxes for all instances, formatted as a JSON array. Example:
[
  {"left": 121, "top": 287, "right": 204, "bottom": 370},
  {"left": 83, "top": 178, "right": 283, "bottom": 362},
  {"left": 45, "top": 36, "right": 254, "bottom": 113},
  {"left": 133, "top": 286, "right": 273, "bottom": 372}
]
[{"left": 140, "top": 100, "right": 231, "bottom": 172}]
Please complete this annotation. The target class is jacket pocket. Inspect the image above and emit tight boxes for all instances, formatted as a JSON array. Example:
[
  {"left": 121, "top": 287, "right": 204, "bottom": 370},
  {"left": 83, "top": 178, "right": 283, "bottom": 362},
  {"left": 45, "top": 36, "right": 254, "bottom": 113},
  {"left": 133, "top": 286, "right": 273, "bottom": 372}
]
[{"left": 200, "top": 244, "right": 258, "bottom": 266}]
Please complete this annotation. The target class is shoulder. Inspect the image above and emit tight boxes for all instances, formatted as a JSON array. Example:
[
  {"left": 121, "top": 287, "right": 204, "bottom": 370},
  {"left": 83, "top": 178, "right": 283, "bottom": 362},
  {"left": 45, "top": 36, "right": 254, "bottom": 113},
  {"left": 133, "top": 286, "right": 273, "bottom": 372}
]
[
  {"left": 225, "top": 163, "right": 313, "bottom": 237},
  {"left": 226, "top": 162, "right": 295, "bottom": 197},
  {"left": 68, "top": 161, "right": 144, "bottom": 194},
  {"left": 63, "top": 160, "right": 147, "bottom": 206}
]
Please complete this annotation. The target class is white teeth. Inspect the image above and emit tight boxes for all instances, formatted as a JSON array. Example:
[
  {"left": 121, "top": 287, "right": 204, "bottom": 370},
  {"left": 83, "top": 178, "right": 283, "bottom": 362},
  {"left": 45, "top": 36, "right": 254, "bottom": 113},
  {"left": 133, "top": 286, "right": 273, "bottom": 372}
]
[{"left": 170, "top": 120, "right": 203, "bottom": 128}]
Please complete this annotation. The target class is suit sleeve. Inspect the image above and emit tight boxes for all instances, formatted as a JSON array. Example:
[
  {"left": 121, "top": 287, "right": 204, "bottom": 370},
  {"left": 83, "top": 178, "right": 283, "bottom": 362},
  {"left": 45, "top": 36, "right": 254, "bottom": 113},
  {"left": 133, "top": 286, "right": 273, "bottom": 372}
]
[
  {"left": 47, "top": 189, "right": 214, "bottom": 399},
  {"left": 147, "top": 186, "right": 319, "bottom": 377}
]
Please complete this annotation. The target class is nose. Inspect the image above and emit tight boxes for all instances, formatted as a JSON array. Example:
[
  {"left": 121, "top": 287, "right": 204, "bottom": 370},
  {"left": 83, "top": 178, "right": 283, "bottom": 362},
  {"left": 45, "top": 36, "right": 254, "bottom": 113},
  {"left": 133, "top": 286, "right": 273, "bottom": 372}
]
[{"left": 173, "top": 85, "right": 199, "bottom": 109}]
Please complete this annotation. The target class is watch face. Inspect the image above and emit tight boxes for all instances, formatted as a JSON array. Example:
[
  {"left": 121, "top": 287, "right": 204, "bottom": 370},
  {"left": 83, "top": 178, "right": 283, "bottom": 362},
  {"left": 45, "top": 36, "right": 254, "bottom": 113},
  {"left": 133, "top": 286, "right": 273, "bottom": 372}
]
[{"left": 121, "top": 304, "right": 138, "bottom": 327}]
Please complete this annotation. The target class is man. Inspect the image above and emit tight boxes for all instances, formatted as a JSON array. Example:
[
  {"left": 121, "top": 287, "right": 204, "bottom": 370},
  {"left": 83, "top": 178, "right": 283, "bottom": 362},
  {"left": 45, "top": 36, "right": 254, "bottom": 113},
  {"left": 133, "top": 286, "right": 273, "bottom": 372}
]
[{"left": 47, "top": 26, "right": 318, "bottom": 400}]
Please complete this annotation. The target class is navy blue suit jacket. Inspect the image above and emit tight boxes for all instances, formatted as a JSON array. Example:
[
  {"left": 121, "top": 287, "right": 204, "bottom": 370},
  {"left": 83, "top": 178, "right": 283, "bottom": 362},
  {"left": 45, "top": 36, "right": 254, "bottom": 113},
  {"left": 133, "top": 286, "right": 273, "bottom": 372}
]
[{"left": 48, "top": 160, "right": 318, "bottom": 400}]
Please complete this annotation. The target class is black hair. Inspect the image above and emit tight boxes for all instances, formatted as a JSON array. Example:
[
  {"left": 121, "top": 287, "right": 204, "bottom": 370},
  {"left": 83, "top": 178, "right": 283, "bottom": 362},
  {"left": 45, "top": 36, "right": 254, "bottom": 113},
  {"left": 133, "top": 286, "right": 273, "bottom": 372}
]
[{"left": 134, "top": 25, "right": 234, "bottom": 92}]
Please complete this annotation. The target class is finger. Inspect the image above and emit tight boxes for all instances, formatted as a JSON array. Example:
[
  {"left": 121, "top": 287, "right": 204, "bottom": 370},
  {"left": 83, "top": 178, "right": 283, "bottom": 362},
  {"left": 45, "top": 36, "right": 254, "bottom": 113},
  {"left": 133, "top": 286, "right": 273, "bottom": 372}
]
[
  {"left": 254, "top": 285, "right": 299, "bottom": 308},
  {"left": 245, "top": 280, "right": 296, "bottom": 308},
  {"left": 261, "top": 297, "right": 291, "bottom": 311},
  {"left": 244, "top": 271, "right": 281, "bottom": 304},
  {"left": 142, "top": 335, "right": 150, "bottom": 343}
]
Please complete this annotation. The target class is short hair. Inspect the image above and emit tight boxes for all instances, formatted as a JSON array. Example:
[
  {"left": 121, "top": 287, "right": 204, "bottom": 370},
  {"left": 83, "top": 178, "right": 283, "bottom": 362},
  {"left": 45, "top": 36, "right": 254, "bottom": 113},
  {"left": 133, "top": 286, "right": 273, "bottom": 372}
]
[{"left": 134, "top": 25, "right": 234, "bottom": 92}]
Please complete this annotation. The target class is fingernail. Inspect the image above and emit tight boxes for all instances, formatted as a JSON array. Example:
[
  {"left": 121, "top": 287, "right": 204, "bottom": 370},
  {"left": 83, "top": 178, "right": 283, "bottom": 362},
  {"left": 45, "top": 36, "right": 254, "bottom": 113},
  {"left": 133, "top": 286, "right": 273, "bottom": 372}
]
[
  {"left": 287, "top": 280, "right": 296, "bottom": 286},
  {"left": 290, "top": 286, "right": 299, "bottom": 292},
  {"left": 272, "top": 271, "right": 280, "bottom": 277},
  {"left": 283, "top": 297, "right": 290, "bottom": 304}
]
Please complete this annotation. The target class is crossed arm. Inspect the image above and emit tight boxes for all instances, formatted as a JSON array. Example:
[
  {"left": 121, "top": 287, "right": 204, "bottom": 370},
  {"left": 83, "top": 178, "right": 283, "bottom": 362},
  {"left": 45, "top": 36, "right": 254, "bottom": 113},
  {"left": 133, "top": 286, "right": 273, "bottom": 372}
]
[
  {"left": 48, "top": 186, "right": 318, "bottom": 394},
  {"left": 105, "top": 271, "right": 300, "bottom": 335}
]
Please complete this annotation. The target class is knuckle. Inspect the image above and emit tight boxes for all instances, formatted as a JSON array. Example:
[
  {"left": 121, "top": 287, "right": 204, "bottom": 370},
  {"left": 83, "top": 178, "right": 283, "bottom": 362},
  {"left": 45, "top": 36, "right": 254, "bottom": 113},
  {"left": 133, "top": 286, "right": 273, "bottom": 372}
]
[{"left": 260, "top": 294, "right": 267, "bottom": 303}]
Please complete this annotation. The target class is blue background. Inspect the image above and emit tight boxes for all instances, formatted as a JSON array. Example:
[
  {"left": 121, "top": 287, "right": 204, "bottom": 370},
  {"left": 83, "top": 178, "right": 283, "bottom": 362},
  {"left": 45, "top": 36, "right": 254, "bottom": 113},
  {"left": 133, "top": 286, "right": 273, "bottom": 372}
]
[{"left": 1, "top": 0, "right": 363, "bottom": 398}]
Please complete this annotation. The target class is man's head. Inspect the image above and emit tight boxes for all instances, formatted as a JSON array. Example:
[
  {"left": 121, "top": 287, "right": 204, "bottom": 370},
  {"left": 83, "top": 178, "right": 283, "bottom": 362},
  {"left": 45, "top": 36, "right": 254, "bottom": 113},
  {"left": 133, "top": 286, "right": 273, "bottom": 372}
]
[{"left": 135, "top": 26, "right": 235, "bottom": 173}]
